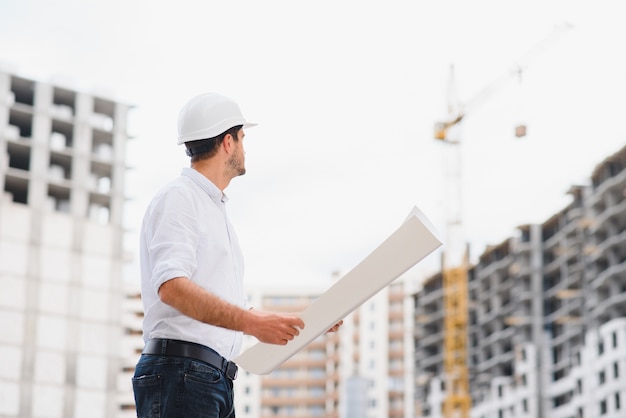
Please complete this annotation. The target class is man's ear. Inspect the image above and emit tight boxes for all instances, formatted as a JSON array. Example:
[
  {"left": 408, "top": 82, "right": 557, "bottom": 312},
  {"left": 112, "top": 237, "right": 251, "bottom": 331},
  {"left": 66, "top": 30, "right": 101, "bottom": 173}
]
[{"left": 222, "top": 134, "right": 234, "bottom": 154}]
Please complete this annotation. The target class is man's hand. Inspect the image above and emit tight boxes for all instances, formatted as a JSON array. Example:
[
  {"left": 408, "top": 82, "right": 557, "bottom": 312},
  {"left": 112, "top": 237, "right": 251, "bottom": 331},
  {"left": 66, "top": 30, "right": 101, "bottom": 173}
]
[
  {"left": 244, "top": 310, "right": 305, "bottom": 345},
  {"left": 326, "top": 320, "right": 343, "bottom": 333}
]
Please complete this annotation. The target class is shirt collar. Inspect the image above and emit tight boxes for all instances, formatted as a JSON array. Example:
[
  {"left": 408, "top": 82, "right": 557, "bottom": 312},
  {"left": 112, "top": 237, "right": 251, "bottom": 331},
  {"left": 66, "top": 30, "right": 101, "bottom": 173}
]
[{"left": 181, "top": 167, "right": 229, "bottom": 203}]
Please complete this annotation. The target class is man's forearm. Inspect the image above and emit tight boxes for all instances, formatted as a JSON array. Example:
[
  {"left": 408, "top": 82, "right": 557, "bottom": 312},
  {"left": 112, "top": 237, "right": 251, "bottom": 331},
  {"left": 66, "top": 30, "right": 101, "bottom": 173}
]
[
  {"left": 158, "top": 276, "right": 305, "bottom": 345},
  {"left": 158, "top": 276, "right": 251, "bottom": 332}
]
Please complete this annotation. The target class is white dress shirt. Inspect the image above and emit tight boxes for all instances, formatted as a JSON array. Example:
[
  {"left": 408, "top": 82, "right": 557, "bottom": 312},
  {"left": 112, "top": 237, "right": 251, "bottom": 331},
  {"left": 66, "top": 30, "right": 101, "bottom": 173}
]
[{"left": 139, "top": 167, "right": 246, "bottom": 360}]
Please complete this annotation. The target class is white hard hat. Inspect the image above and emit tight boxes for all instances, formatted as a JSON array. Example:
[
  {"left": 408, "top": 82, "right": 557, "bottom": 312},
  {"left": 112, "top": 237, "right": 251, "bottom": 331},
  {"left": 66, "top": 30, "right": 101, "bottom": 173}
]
[{"left": 177, "top": 93, "right": 257, "bottom": 145}]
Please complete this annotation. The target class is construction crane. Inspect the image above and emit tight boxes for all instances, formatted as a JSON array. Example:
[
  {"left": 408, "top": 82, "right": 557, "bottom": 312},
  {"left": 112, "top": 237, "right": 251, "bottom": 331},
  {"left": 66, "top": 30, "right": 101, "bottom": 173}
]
[{"left": 434, "top": 23, "right": 573, "bottom": 418}]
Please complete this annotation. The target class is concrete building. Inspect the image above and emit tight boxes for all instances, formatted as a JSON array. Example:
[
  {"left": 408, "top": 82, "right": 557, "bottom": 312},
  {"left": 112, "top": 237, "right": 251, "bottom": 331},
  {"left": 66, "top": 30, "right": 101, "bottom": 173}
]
[
  {"left": 118, "top": 291, "right": 144, "bottom": 417},
  {"left": 467, "top": 229, "right": 545, "bottom": 418},
  {"left": 413, "top": 144, "right": 626, "bottom": 418},
  {"left": 0, "top": 69, "right": 133, "bottom": 417},
  {"left": 236, "top": 278, "right": 416, "bottom": 418},
  {"left": 236, "top": 286, "right": 340, "bottom": 418},
  {"left": 341, "top": 280, "right": 416, "bottom": 418}
]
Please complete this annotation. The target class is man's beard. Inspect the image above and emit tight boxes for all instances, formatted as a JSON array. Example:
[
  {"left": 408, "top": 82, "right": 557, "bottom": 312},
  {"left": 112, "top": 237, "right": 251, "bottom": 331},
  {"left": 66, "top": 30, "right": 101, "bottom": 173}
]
[{"left": 228, "top": 149, "right": 246, "bottom": 177}]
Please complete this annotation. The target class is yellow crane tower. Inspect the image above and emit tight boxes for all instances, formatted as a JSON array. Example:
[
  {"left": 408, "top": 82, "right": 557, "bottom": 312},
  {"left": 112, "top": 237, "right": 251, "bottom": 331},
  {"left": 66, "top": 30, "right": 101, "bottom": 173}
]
[{"left": 434, "top": 23, "right": 572, "bottom": 418}]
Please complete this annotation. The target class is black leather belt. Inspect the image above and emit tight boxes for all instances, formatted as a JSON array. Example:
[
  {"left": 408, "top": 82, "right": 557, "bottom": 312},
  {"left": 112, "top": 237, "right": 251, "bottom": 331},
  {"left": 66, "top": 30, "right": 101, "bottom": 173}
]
[{"left": 142, "top": 339, "right": 238, "bottom": 380}]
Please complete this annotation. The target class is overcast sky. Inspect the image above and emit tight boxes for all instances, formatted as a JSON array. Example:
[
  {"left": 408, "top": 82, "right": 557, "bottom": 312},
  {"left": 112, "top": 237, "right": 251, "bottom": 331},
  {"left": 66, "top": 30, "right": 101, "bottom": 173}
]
[{"left": 1, "top": 0, "right": 625, "bottom": 288}]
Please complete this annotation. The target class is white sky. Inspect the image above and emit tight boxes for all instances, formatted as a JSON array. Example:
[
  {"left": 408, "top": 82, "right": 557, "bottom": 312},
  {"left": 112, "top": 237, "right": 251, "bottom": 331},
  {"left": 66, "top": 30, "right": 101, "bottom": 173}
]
[{"left": 1, "top": 0, "right": 625, "bottom": 288}]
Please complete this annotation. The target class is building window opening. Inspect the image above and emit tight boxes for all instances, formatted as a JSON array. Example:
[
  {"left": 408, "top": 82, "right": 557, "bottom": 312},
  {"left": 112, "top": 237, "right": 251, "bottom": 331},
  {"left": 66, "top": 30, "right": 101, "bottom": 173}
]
[
  {"left": 48, "top": 153, "right": 72, "bottom": 181},
  {"left": 7, "top": 142, "right": 31, "bottom": 171},
  {"left": 52, "top": 86, "right": 76, "bottom": 120},
  {"left": 10, "top": 76, "right": 35, "bottom": 106},
  {"left": 600, "top": 399, "right": 607, "bottom": 415},
  {"left": 4, "top": 176, "right": 28, "bottom": 204},
  {"left": 50, "top": 119, "right": 74, "bottom": 149},
  {"left": 47, "top": 185, "right": 71, "bottom": 213},
  {"left": 93, "top": 97, "right": 115, "bottom": 132},
  {"left": 92, "top": 129, "right": 114, "bottom": 160},
  {"left": 8, "top": 108, "right": 33, "bottom": 139}
]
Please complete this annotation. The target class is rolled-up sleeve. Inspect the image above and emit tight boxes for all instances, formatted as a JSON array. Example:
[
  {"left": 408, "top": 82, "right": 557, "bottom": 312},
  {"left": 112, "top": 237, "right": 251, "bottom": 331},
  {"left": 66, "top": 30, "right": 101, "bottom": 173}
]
[{"left": 143, "top": 186, "right": 199, "bottom": 293}]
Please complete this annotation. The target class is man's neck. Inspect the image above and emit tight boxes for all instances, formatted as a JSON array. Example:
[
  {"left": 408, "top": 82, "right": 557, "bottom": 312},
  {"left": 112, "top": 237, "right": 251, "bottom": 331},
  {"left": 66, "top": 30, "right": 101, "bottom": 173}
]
[{"left": 191, "top": 161, "right": 230, "bottom": 191}]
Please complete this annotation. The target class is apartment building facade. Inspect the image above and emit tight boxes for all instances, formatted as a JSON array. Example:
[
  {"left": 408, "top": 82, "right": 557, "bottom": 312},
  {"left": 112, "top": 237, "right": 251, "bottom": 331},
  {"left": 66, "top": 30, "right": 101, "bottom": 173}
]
[
  {"left": 341, "top": 280, "right": 415, "bottom": 418},
  {"left": 0, "top": 69, "right": 133, "bottom": 417},
  {"left": 413, "top": 144, "right": 626, "bottom": 418},
  {"left": 234, "top": 287, "right": 340, "bottom": 417},
  {"left": 236, "top": 279, "right": 415, "bottom": 418}
]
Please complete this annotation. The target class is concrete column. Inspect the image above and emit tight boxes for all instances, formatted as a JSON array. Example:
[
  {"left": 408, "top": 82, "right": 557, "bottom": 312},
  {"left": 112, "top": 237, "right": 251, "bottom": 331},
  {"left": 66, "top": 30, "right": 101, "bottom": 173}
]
[
  {"left": 0, "top": 71, "right": 10, "bottom": 195},
  {"left": 27, "top": 82, "right": 52, "bottom": 210},
  {"left": 530, "top": 223, "right": 546, "bottom": 418},
  {"left": 110, "top": 102, "right": 130, "bottom": 229},
  {"left": 71, "top": 92, "right": 93, "bottom": 221},
  {"left": 19, "top": 77, "right": 53, "bottom": 418}
]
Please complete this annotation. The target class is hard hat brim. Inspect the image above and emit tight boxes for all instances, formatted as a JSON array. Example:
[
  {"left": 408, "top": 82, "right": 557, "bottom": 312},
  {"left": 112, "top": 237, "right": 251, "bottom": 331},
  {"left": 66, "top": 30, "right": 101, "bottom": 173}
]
[{"left": 177, "top": 120, "right": 258, "bottom": 145}]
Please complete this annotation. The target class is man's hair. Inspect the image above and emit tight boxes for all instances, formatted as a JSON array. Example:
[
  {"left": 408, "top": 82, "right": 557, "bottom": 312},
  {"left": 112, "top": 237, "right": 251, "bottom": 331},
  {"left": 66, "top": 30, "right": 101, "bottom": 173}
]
[{"left": 185, "top": 125, "right": 242, "bottom": 163}]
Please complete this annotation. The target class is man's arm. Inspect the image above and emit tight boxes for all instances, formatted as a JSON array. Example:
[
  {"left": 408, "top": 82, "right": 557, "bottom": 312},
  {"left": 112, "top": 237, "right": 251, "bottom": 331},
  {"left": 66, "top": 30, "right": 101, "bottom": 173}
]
[{"left": 158, "top": 277, "right": 304, "bottom": 345}]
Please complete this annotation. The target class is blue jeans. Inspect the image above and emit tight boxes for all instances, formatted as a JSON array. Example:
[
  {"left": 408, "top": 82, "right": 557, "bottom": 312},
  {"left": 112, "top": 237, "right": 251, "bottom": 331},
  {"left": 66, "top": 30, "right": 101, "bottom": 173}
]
[{"left": 132, "top": 354, "right": 235, "bottom": 418}]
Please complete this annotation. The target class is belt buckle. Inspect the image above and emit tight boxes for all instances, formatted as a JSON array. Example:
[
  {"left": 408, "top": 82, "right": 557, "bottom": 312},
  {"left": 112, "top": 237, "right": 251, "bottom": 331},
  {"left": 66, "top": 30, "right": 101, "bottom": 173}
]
[{"left": 225, "top": 362, "right": 238, "bottom": 380}]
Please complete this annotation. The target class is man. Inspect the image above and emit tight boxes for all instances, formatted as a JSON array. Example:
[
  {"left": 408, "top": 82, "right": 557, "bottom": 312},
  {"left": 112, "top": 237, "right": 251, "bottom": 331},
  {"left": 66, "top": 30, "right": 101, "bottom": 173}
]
[{"left": 132, "top": 93, "right": 332, "bottom": 417}]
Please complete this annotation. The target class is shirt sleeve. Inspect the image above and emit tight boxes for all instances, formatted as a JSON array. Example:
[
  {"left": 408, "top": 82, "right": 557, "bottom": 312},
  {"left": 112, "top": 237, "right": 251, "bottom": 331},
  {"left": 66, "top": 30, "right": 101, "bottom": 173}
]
[{"left": 143, "top": 185, "right": 199, "bottom": 293}]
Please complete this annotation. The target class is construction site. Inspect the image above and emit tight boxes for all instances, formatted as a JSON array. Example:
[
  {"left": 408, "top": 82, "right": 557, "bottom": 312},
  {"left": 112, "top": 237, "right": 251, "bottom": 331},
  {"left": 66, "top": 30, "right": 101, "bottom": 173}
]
[
  {"left": 2, "top": 2, "right": 626, "bottom": 414},
  {"left": 2, "top": 60, "right": 626, "bottom": 417},
  {"left": 414, "top": 144, "right": 626, "bottom": 418}
]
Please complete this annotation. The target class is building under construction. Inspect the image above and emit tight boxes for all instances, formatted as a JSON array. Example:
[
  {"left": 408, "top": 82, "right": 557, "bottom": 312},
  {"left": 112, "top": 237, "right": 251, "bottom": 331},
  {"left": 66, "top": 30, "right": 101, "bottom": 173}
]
[
  {"left": 414, "top": 144, "right": 626, "bottom": 418},
  {"left": 0, "top": 68, "right": 134, "bottom": 417}
]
